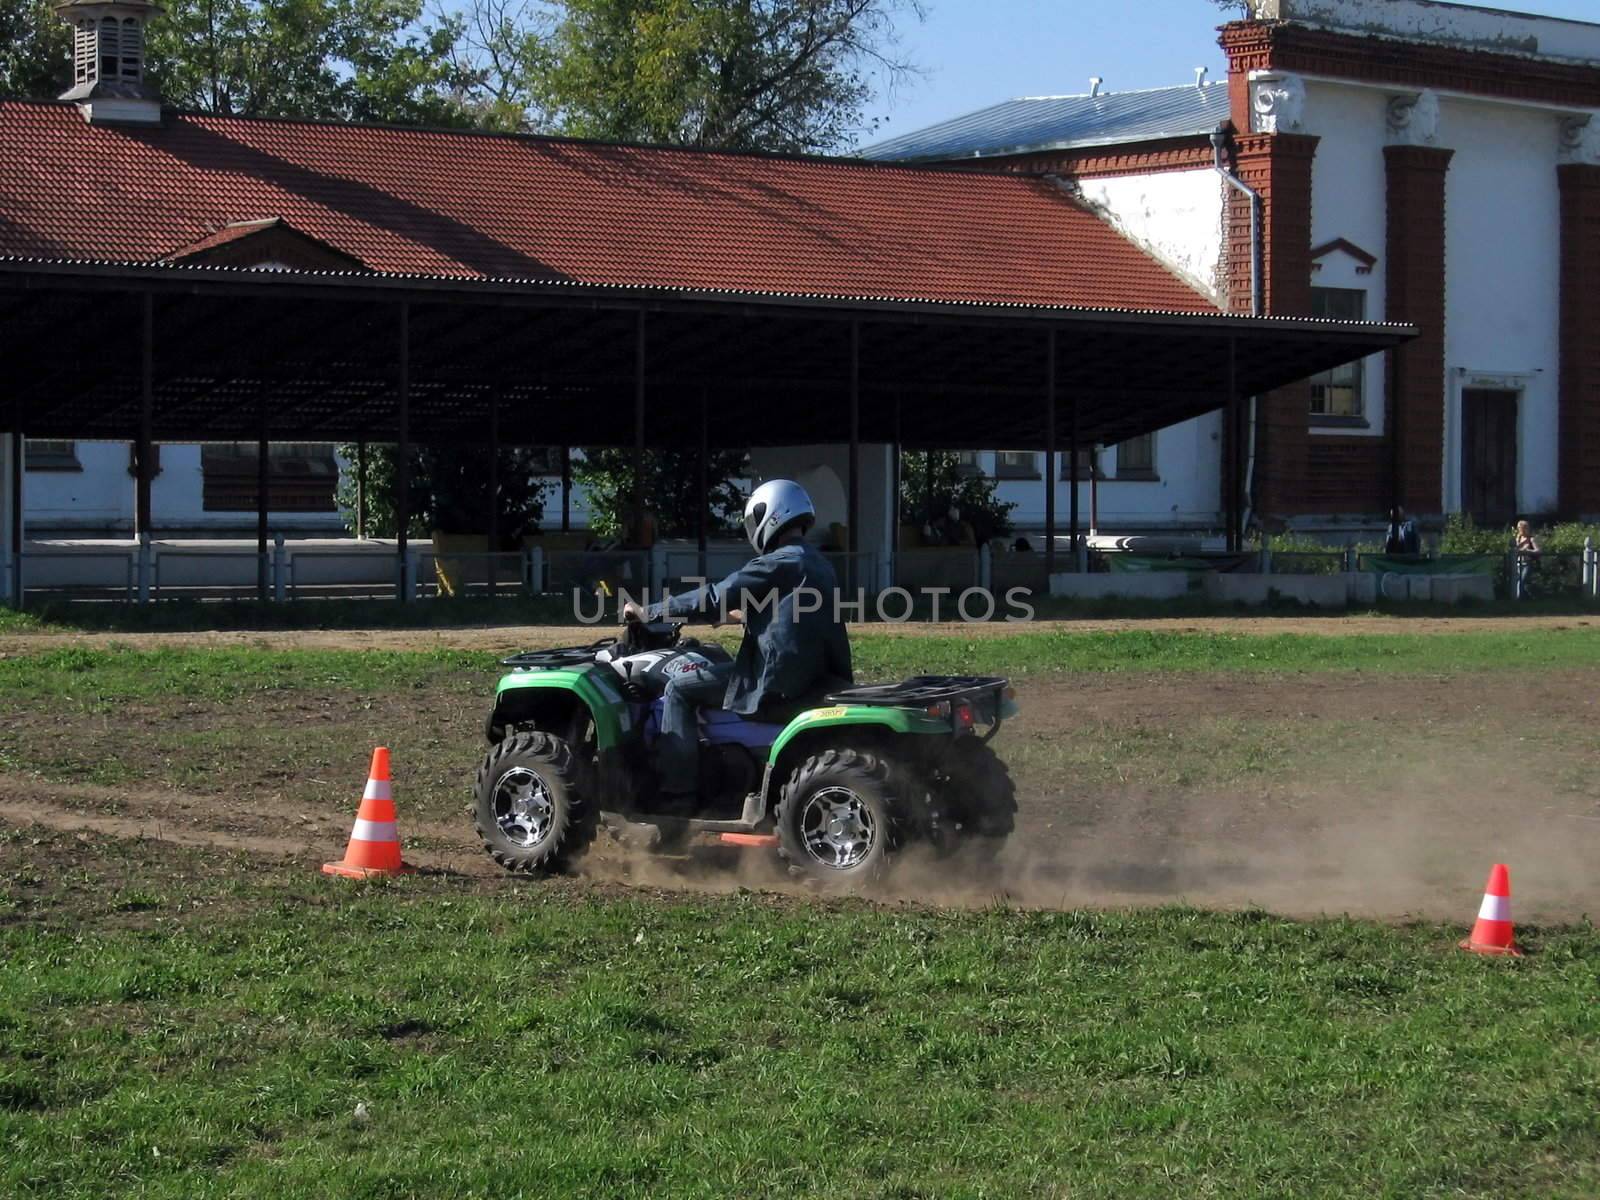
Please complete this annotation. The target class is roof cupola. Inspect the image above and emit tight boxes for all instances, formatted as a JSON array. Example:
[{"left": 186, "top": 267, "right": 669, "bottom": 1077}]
[{"left": 53, "top": 0, "right": 162, "bottom": 124}]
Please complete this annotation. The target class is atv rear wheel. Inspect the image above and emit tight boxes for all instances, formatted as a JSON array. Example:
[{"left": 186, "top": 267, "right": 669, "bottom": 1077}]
[
  {"left": 474, "top": 732, "right": 595, "bottom": 873},
  {"left": 934, "top": 738, "right": 1017, "bottom": 862},
  {"left": 776, "top": 747, "right": 900, "bottom": 884}
]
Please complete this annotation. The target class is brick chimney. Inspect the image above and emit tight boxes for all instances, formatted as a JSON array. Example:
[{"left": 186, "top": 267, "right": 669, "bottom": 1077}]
[{"left": 53, "top": 0, "right": 162, "bottom": 124}]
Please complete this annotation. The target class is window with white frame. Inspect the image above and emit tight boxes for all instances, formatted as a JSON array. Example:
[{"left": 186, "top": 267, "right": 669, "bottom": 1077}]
[
  {"left": 1116, "top": 432, "right": 1157, "bottom": 479},
  {"left": 24, "top": 440, "right": 81, "bottom": 471},
  {"left": 1309, "top": 288, "right": 1367, "bottom": 422},
  {"left": 995, "top": 451, "right": 1038, "bottom": 479},
  {"left": 1056, "top": 447, "right": 1100, "bottom": 479},
  {"left": 202, "top": 442, "right": 337, "bottom": 512}
]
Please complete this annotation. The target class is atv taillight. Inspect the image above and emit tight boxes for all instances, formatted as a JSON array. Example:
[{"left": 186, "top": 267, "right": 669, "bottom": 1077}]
[
  {"left": 925, "top": 701, "right": 950, "bottom": 720},
  {"left": 953, "top": 702, "right": 976, "bottom": 731}
]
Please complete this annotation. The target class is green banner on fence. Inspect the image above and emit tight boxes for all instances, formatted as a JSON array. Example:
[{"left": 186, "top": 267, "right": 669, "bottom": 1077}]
[
  {"left": 1361, "top": 554, "right": 1499, "bottom": 576},
  {"left": 1104, "top": 555, "right": 1253, "bottom": 574}
]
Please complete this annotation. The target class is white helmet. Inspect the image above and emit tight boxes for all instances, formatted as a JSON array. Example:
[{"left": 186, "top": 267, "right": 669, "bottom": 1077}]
[{"left": 743, "top": 479, "right": 815, "bottom": 555}]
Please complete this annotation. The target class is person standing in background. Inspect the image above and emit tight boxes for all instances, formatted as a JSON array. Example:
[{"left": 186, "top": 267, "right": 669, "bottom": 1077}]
[
  {"left": 1383, "top": 506, "right": 1421, "bottom": 556},
  {"left": 1514, "top": 520, "right": 1541, "bottom": 599}
]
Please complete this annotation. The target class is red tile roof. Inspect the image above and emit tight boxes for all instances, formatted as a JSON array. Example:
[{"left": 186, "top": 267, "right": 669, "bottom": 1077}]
[{"left": 0, "top": 100, "right": 1216, "bottom": 312}]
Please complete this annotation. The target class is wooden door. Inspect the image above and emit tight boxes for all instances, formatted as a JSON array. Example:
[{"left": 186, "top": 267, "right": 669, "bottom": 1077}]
[{"left": 1461, "top": 389, "right": 1518, "bottom": 524}]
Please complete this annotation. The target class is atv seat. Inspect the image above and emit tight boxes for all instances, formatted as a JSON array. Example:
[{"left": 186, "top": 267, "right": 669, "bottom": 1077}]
[{"left": 751, "top": 675, "right": 852, "bottom": 726}]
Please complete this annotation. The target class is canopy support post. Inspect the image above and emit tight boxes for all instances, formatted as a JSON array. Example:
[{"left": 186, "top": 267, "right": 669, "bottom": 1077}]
[
  {"left": 395, "top": 301, "right": 411, "bottom": 602},
  {"left": 1045, "top": 328, "right": 1057, "bottom": 581},
  {"left": 697, "top": 388, "right": 709, "bottom": 582},
  {"left": 1090, "top": 447, "right": 1100, "bottom": 538},
  {"left": 560, "top": 446, "right": 571, "bottom": 532},
  {"left": 1225, "top": 337, "right": 1241, "bottom": 553},
  {"left": 256, "top": 396, "right": 270, "bottom": 601},
  {"left": 355, "top": 440, "right": 367, "bottom": 540},
  {"left": 633, "top": 310, "right": 647, "bottom": 586},
  {"left": 9, "top": 430, "right": 21, "bottom": 609},
  {"left": 487, "top": 390, "right": 500, "bottom": 599},
  {"left": 891, "top": 396, "right": 901, "bottom": 575},
  {"left": 848, "top": 320, "right": 860, "bottom": 593},
  {"left": 1068, "top": 339, "right": 1081, "bottom": 572},
  {"left": 135, "top": 292, "right": 154, "bottom": 539}
]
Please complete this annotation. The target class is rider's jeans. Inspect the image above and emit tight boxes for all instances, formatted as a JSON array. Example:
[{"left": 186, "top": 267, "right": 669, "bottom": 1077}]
[{"left": 657, "top": 661, "right": 735, "bottom": 796}]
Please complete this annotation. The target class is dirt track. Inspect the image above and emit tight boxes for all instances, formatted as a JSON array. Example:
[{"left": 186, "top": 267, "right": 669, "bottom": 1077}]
[{"left": 3, "top": 644, "right": 1596, "bottom": 921}]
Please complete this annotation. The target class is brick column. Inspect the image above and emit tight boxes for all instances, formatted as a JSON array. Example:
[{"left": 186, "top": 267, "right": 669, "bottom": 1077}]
[
  {"left": 1559, "top": 163, "right": 1600, "bottom": 517},
  {"left": 1384, "top": 145, "right": 1453, "bottom": 515},
  {"left": 1229, "top": 133, "right": 1318, "bottom": 520}
]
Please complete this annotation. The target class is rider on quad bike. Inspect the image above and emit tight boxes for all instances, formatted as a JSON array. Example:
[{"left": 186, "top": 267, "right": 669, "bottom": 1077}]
[
  {"left": 476, "top": 486, "right": 1020, "bottom": 884},
  {"left": 622, "top": 479, "right": 852, "bottom": 813}
]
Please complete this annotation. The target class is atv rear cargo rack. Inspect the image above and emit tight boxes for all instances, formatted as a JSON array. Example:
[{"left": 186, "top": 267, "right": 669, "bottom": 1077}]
[{"left": 825, "top": 675, "right": 1009, "bottom": 707}]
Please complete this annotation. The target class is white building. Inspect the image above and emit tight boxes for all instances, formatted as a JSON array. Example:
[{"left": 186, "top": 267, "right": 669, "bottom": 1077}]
[{"left": 865, "top": 0, "right": 1600, "bottom": 532}]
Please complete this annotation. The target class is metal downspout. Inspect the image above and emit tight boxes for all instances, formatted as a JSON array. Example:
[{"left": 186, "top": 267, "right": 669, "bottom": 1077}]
[{"left": 1211, "top": 126, "right": 1263, "bottom": 541}]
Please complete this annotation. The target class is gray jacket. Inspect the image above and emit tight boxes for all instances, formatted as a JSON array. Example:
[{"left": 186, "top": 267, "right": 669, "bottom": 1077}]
[{"left": 647, "top": 542, "right": 853, "bottom": 714}]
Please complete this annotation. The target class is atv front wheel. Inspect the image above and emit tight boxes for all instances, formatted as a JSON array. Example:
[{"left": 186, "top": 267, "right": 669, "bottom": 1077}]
[
  {"left": 474, "top": 732, "right": 595, "bottom": 873},
  {"left": 776, "top": 748, "right": 900, "bottom": 884}
]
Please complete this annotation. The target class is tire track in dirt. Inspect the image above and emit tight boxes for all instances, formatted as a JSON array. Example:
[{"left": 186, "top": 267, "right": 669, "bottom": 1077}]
[{"left": 0, "top": 775, "right": 499, "bottom": 876}]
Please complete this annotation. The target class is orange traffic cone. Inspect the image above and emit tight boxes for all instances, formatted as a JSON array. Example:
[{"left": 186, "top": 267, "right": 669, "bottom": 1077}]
[
  {"left": 1460, "top": 863, "right": 1522, "bottom": 956},
  {"left": 323, "top": 748, "right": 414, "bottom": 879}
]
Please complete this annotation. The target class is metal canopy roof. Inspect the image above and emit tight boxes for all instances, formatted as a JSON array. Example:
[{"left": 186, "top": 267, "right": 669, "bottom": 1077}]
[
  {"left": 858, "top": 83, "right": 1230, "bottom": 163},
  {"left": 0, "top": 259, "right": 1415, "bottom": 453}
]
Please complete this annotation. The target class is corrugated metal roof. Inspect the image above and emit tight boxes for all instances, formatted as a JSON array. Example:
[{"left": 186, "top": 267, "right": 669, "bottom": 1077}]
[{"left": 859, "top": 82, "right": 1230, "bottom": 163}]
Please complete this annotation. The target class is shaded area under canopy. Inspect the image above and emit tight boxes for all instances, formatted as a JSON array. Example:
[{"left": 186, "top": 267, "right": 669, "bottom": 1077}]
[{"left": 0, "top": 260, "right": 1413, "bottom": 451}]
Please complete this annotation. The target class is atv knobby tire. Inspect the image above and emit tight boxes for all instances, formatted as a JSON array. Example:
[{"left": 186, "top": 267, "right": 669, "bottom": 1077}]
[
  {"left": 937, "top": 738, "right": 1017, "bottom": 861},
  {"left": 474, "top": 732, "right": 595, "bottom": 873},
  {"left": 776, "top": 747, "right": 901, "bottom": 885}
]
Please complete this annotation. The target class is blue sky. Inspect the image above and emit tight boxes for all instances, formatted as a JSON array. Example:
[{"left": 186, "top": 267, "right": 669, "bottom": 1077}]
[{"left": 857, "top": 0, "right": 1600, "bottom": 149}]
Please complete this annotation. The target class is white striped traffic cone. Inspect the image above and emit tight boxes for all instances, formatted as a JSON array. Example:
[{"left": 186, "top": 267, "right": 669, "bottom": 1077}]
[
  {"left": 323, "top": 747, "right": 415, "bottom": 878},
  {"left": 1460, "top": 863, "right": 1522, "bottom": 956}
]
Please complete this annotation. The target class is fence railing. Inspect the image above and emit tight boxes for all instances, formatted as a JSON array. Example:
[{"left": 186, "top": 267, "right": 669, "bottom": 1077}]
[
  {"left": 11, "top": 549, "right": 139, "bottom": 603},
  {"left": 8, "top": 536, "right": 1600, "bottom": 607}
]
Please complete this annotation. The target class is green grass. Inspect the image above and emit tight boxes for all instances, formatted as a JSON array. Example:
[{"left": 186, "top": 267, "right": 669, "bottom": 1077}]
[
  {"left": 2, "top": 627, "right": 1600, "bottom": 708},
  {"left": 3, "top": 589, "right": 1598, "bottom": 635},
  {"left": 0, "top": 595, "right": 580, "bottom": 633},
  {"left": 2, "top": 842, "right": 1597, "bottom": 1199}
]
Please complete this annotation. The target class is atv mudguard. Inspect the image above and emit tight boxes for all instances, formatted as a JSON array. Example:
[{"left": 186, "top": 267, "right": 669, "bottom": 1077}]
[
  {"left": 766, "top": 704, "right": 951, "bottom": 762},
  {"left": 488, "top": 666, "right": 630, "bottom": 749}
]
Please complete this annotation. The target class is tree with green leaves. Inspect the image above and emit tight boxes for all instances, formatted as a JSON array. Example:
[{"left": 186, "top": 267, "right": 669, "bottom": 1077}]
[
  {"left": 0, "top": 0, "right": 70, "bottom": 100},
  {"left": 146, "top": 0, "right": 478, "bottom": 124},
  {"left": 0, "top": 0, "right": 497, "bottom": 125},
  {"left": 332, "top": 444, "right": 548, "bottom": 541},
  {"left": 900, "top": 452, "right": 1015, "bottom": 546},
  {"left": 519, "top": 0, "right": 923, "bottom": 152},
  {"left": 572, "top": 447, "right": 749, "bottom": 541}
]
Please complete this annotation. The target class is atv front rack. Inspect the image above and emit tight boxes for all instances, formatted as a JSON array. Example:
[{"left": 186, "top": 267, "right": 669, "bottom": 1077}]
[{"left": 825, "top": 675, "right": 1009, "bottom": 707}]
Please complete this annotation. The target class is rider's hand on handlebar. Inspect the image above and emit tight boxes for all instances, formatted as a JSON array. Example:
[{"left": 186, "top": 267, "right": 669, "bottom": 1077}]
[{"left": 621, "top": 600, "right": 646, "bottom": 623}]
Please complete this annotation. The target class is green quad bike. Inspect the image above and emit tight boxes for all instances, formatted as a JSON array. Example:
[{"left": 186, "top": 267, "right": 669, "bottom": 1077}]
[{"left": 473, "top": 619, "right": 1019, "bottom": 885}]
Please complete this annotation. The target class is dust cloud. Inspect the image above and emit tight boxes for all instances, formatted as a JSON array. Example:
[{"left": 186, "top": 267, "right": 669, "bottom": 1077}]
[{"left": 571, "top": 747, "right": 1600, "bottom": 923}]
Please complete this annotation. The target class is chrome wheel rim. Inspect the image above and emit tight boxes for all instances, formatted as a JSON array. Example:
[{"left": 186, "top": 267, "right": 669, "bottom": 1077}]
[
  {"left": 495, "top": 767, "right": 554, "bottom": 847},
  {"left": 800, "top": 785, "right": 876, "bottom": 870}
]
